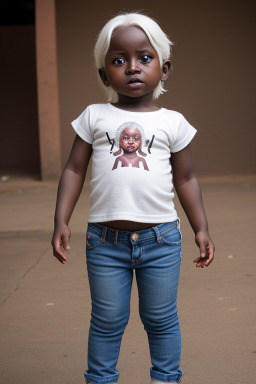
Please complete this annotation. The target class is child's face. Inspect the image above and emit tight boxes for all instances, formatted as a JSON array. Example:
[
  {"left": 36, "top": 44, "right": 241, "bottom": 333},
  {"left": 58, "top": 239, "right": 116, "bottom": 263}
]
[
  {"left": 119, "top": 127, "right": 142, "bottom": 153},
  {"left": 101, "top": 26, "right": 164, "bottom": 100}
]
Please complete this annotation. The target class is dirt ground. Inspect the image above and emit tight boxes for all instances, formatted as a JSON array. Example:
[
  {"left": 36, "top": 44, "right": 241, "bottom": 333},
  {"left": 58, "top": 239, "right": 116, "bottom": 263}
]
[{"left": 0, "top": 175, "right": 255, "bottom": 384}]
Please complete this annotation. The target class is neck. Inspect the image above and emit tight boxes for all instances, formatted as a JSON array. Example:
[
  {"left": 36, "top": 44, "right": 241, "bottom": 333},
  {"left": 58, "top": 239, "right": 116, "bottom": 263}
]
[
  {"left": 123, "top": 152, "right": 137, "bottom": 157},
  {"left": 114, "top": 93, "right": 160, "bottom": 112}
]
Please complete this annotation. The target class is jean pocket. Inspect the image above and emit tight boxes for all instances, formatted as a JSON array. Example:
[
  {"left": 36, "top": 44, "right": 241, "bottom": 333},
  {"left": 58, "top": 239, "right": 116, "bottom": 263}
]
[
  {"left": 86, "top": 231, "right": 103, "bottom": 250},
  {"left": 161, "top": 227, "right": 182, "bottom": 245}
]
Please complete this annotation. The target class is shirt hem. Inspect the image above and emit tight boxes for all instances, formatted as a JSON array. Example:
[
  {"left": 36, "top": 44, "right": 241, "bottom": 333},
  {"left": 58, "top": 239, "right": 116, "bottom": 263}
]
[
  {"left": 71, "top": 121, "right": 93, "bottom": 144},
  {"left": 171, "top": 129, "right": 197, "bottom": 153},
  {"left": 87, "top": 213, "right": 178, "bottom": 223}
]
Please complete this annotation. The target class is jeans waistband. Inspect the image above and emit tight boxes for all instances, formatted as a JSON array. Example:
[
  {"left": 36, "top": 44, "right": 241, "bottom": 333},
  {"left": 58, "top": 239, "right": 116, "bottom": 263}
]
[{"left": 87, "top": 219, "right": 180, "bottom": 245}]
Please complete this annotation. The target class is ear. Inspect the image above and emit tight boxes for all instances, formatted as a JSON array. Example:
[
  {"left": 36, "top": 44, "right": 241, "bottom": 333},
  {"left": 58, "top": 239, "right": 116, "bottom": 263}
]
[
  {"left": 161, "top": 60, "right": 171, "bottom": 82},
  {"left": 98, "top": 68, "right": 110, "bottom": 87}
]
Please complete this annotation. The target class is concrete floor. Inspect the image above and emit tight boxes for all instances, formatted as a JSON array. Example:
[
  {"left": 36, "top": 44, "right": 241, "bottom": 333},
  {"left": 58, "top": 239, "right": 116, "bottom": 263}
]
[{"left": 0, "top": 175, "right": 255, "bottom": 384}]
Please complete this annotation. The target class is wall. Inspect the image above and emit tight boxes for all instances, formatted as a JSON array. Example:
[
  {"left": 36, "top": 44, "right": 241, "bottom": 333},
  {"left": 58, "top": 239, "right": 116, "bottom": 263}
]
[
  {"left": 56, "top": 0, "right": 256, "bottom": 176},
  {"left": 0, "top": 25, "right": 40, "bottom": 176}
]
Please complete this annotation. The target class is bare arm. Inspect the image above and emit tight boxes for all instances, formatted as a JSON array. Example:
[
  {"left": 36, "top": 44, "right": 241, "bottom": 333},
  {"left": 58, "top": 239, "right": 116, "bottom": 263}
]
[
  {"left": 170, "top": 145, "right": 215, "bottom": 267},
  {"left": 51, "top": 135, "right": 92, "bottom": 264}
]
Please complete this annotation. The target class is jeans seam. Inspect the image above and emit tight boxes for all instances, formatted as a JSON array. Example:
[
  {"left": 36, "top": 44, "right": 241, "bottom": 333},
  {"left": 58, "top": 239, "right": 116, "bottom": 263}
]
[
  {"left": 86, "top": 240, "right": 103, "bottom": 250},
  {"left": 131, "top": 244, "right": 143, "bottom": 264},
  {"left": 160, "top": 224, "right": 178, "bottom": 235}
]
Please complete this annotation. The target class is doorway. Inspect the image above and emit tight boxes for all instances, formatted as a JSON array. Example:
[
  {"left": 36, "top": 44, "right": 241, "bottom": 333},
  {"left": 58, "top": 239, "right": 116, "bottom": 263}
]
[{"left": 0, "top": 1, "right": 40, "bottom": 178}]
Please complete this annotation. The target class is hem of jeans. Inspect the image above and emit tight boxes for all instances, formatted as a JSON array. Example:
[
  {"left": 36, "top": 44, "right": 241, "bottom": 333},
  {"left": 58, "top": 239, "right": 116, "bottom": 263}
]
[
  {"left": 150, "top": 368, "right": 183, "bottom": 383},
  {"left": 84, "top": 369, "right": 119, "bottom": 383}
]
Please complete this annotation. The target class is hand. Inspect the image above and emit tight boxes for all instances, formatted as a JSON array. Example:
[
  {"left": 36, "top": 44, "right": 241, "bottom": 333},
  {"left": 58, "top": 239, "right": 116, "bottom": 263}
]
[
  {"left": 51, "top": 224, "right": 71, "bottom": 264},
  {"left": 193, "top": 231, "right": 215, "bottom": 268}
]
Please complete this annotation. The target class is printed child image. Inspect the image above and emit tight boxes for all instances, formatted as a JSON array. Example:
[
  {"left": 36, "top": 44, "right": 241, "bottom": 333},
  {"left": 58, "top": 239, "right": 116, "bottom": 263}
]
[{"left": 106, "top": 121, "right": 155, "bottom": 170}]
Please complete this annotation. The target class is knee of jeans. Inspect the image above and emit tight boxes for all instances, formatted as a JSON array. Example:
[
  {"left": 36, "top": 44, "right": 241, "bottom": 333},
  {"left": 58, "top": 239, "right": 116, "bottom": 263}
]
[
  {"left": 139, "top": 306, "right": 179, "bottom": 332},
  {"left": 92, "top": 306, "right": 130, "bottom": 334}
]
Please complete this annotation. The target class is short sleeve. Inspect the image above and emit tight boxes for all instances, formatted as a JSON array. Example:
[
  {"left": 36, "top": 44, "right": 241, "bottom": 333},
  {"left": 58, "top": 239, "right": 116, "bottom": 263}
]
[
  {"left": 71, "top": 106, "right": 94, "bottom": 144},
  {"left": 170, "top": 115, "right": 197, "bottom": 153}
]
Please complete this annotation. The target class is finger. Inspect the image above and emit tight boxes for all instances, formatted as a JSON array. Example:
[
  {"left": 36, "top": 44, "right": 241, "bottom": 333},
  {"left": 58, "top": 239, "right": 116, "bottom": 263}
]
[
  {"left": 205, "top": 258, "right": 211, "bottom": 267},
  {"left": 205, "top": 247, "right": 215, "bottom": 266},
  {"left": 193, "top": 256, "right": 204, "bottom": 264},
  {"left": 199, "top": 243, "right": 207, "bottom": 259},
  {"left": 54, "top": 252, "right": 66, "bottom": 264},
  {"left": 53, "top": 249, "right": 67, "bottom": 264},
  {"left": 61, "top": 233, "right": 71, "bottom": 251},
  {"left": 194, "top": 257, "right": 207, "bottom": 268},
  {"left": 54, "top": 248, "right": 67, "bottom": 263},
  {"left": 53, "top": 238, "right": 67, "bottom": 264},
  {"left": 194, "top": 258, "right": 203, "bottom": 267}
]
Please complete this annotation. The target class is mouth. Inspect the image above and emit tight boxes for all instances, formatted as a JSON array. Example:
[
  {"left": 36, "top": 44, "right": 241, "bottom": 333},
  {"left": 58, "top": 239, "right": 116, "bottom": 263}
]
[{"left": 128, "top": 78, "right": 143, "bottom": 84}]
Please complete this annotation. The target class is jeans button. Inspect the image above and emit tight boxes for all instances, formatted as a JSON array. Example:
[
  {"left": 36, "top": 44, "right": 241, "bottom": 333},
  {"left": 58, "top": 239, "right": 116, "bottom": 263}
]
[{"left": 132, "top": 233, "right": 139, "bottom": 241}]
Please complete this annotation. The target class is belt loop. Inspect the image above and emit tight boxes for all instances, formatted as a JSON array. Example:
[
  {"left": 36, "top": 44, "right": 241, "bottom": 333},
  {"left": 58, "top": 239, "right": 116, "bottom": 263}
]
[
  {"left": 153, "top": 225, "right": 162, "bottom": 243},
  {"left": 177, "top": 217, "right": 180, "bottom": 229},
  {"left": 114, "top": 230, "right": 118, "bottom": 246},
  {"left": 100, "top": 226, "right": 107, "bottom": 243}
]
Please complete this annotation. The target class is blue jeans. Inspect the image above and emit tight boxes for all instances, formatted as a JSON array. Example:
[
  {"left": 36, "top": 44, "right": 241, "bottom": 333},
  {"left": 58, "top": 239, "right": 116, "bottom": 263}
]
[{"left": 84, "top": 220, "right": 183, "bottom": 384}]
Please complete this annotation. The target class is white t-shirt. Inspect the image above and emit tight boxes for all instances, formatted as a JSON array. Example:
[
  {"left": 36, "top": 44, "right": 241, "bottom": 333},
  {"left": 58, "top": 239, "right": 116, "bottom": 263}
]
[{"left": 71, "top": 103, "right": 197, "bottom": 223}]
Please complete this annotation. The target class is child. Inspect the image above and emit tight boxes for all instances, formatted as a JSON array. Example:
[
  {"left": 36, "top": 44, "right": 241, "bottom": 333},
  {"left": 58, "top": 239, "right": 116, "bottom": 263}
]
[{"left": 52, "top": 12, "right": 215, "bottom": 384}]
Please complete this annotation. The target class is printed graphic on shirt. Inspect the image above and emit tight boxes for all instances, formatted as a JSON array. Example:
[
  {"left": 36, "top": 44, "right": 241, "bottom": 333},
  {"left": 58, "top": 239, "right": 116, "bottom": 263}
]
[{"left": 106, "top": 122, "right": 155, "bottom": 171}]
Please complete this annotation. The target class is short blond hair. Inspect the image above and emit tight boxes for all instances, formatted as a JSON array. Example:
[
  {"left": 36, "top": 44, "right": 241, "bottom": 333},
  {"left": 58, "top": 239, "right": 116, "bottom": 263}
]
[{"left": 94, "top": 12, "right": 173, "bottom": 102}]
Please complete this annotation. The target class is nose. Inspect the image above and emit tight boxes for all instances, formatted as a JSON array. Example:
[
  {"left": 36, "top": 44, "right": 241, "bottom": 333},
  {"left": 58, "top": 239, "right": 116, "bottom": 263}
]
[{"left": 126, "top": 58, "right": 141, "bottom": 74}]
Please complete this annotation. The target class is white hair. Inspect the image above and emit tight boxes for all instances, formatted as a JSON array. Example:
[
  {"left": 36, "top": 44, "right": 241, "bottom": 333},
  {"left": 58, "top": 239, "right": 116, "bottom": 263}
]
[
  {"left": 115, "top": 121, "right": 146, "bottom": 149},
  {"left": 94, "top": 12, "right": 173, "bottom": 102}
]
